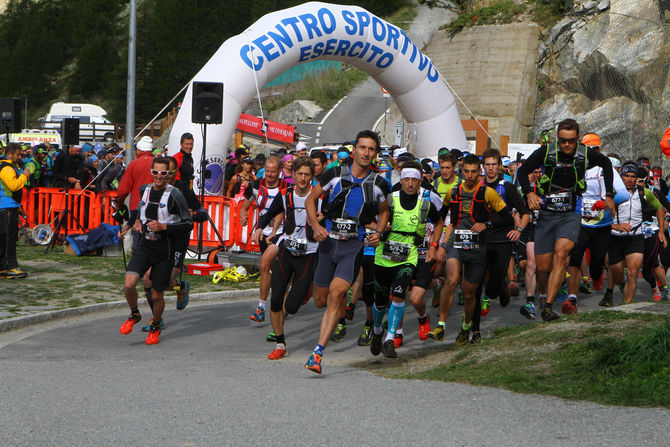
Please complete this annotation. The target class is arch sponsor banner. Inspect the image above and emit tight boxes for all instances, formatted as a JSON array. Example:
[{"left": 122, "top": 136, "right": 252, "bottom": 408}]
[
  {"left": 169, "top": 1, "right": 467, "bottom": 194},
  {"left": 237, "top": 113, "right": 296, "bottom": 143}
]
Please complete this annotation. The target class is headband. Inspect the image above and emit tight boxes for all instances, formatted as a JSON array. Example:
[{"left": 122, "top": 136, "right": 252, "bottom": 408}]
[
  {"left": 282, "top": 154, "right": 293, "bottom": 163},
  {"left": 400, "top": 168, "right": 422, "bottom": 180},
  {"left": 620, "top": 164, "right": 638, "bottom": 176}
]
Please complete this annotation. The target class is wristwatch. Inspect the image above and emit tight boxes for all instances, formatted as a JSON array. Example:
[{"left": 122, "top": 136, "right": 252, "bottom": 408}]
[{"left": 516, "top": 226, "right": 524, "bottom": 232}]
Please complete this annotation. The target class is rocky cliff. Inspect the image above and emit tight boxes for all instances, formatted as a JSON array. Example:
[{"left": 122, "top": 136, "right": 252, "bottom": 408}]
[{"left": 533, "top": 0, "right": 670, "bottom": 164}]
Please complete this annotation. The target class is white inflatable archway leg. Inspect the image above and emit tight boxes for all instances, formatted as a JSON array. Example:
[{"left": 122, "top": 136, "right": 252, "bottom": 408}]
[{"left": 169, "top": 1, "right": 467, "bottom": 194}]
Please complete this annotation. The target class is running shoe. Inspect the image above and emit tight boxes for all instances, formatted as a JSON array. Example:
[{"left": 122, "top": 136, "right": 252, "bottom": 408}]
[
  {"left": 344, "top": 303, "right": 355, "bottom": 321},
  {"left": 141, "top": 318, "right": 165, "bottom": 332},
  {"left": 304, "top": 351, "right": 322, "bottom": 374},
  {"left": 457, "top": 290, "right": 464, "bottom": 305},
  {"left": 592, "top": 274, "right": 604, "bottom": 291},
  {"left": 579, "top": 279, "right": 593, "bottom": 295},
  {"left": 652, "top": 287, "right": 661, "bottom": 302},
  {"left": 426, "top": 324, "right": 445, "bottom": 341},
  {"left": 370, "top": 331, "right": 383, "bottom": 356},
  {"left": 268, "top": 343, "right": 287, "bottom": 360},
  {"left": 382, "top": 339, "right": 398, "bottom": 358},
  {"left": 0, "top": 268, "right": 27, "bottom": 279},
  {"left": 541, "top": 306, "right": 559, "bottom": 322},
  {"left": 481, "top": 297, "right": 491, "bottom": 316},
  {"left": 455, "top": 327, "right": 471, "bottom": 346},
  {"left": 599, "top": 290, "right": 613, "bottom": 307},
  {"left": 266, "top": 331, "right": 277, "bottom": 342},
  {"left": 145, "top": 322, "right": 161, "bottom": 345},
  {"left": 176, "top": 280, "right": 190, "bottom": 310},
  {"left": 393, "top": 333, "right": 404, "bottom": 348},
  {"left": 520, "top": 302, "right": 536, "bottom": 320},
  {"left": 508, "top": 280, "right": 520, "bottom": 297},
  {"left": 330, "top": 323, "right": 346, "bottom": 341},
  {"left": 469, "top": 332, "right": 482, "bottom": 344},
  {"left": 662, "top": 286, "right": 670, "bottom": 302},
  {"left": 432, "top": 278, "right": 444, "bottom": 308},
  {"left": 249, "top": 306, "right": 265, "bottom": 323},
  {"left": 561, "top": 297, "right": 577, "bottom": 315},
  {"left": 418, "top": 316, "right": 431, "bottom": 340},
  {"left": 358, "top": 323, "right": 372, "bottom": 346},
  {"left": 500, "top": 282, "right": 511, "bottom": 307},
  {"left": 556, "top": 286, "right": 569, "bottom": 303},
  {"left": 119, "top": 313, "right": 141, "bottom": 335}
]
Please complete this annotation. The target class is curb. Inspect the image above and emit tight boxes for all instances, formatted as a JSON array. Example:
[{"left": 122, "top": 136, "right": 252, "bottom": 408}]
[{"left": 0, "top": 288, "right": 260, "bottom": 333}]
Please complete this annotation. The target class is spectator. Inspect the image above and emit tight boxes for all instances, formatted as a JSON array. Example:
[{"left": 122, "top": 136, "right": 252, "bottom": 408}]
[
  {"left": 296, "top": 142, "right": 308, "bottom": 157},
  {"left": 224, "top": 145, "right": 248, "bottom": 194},
  {"left": 0, "top": 143, "right": 30, "bottom": 279},
  {"left": 52, "top": 143, "right": 84, "bottom": 189},
  {"left": 101, "top": 153, "right": 125, "bottom": 191},
  {"left": 116, "top": 136, "right": 154, "bottom": 210},
  {"left": 82, "top": 155, "right": 100, "bottom": 191}
]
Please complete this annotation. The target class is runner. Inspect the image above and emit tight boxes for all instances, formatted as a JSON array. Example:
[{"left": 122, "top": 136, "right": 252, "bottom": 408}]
[
  {"left": 303, "top": 130, "right": 390, "bottom": 374},
  {"left": 517, "top": 118, "right": 615, "bottom": 321},
  {"left": 369, "top": 161, "right": 443, "bottom": 357},
  {"left": 251, "top": 156, "right": 320, "bottom": 360},
  {"left": 240, "top": 156, "right": 287, "bottom": 323},
  {"left": 606, "top": 162, "right": 666, "bottom": 305},
  {"left": 428, "top": 154, "right": 513, "bottom": 344},
  {"left": 565, "top": 133, "right": 627, "bottom": 313},
  {"left": 117, "top": 157, "right": 193, "bottom": 344},
  {"left": 518, "top": 165, "right": 544, "bottom": 319}
]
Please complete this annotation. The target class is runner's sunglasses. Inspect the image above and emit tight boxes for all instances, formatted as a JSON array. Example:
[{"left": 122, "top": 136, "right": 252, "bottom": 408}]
[{"left": 151, "top": 169, "right": 175, "bottom": 176}]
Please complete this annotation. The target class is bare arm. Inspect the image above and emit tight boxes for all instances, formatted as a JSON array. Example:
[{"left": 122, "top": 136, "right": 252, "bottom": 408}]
[{"left": 306, "top": 183, "right": 328, "bottom": 241}]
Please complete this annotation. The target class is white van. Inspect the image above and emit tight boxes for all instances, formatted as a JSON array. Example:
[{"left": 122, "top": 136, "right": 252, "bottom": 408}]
[{"left": 40, "top": 102, "right": 116, "bottom": 141}]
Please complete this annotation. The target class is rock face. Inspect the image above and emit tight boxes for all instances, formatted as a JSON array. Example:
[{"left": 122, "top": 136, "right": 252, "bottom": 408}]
[
  {"left": 534, "top": 0, "right": 670, "bottom": 165},
  {"left": 268, "top": 100, "right": 323, "bottom": 126}
]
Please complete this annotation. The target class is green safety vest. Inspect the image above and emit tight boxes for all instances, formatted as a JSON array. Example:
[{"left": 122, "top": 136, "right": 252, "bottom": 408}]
[{"left": 375, "top": 190, "right": 430, "bottom": 268}]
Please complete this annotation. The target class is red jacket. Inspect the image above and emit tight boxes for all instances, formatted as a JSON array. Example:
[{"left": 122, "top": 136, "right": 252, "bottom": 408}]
[{"left": 116, "top": 151, "right": 154, "bottom": 210}]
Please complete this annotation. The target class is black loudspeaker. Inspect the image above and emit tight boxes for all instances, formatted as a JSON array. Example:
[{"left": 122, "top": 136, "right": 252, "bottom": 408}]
[
  {"left": 192, "top": 82, "right": 223, "bottom": 124},
  {"left": 0, "top": 98, "right": 22, "bottom": 133},
  {"left": 61, "top": 118, "right": 80, "bottom": 145}
]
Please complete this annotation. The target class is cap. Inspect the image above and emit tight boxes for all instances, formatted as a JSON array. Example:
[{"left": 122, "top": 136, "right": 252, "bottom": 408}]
[
  {"left": 393, "top": 147, "right": 408, "bottom": 159},
  {"left": 136, "top": 136, "right": 153, "bottom": 151},
  {"left": 296, "top": 142, "right": 308, "bottom": 152},
  {"left": 242, "top": 157, "right": 253, "bottom": 163},
  {"left": 582, "top": 133, "right": 600, "bottom": 147},
  {"left": 450, "top": 149, "right": 463, "bottom": 160},
  {"left": 255, "top": 153, "right": 266, "bottom": 162},
  {"left": 501, "top": 156, "right": 511, "bottom": 167},
  {"left": 420, "top": 158, "right": 434, "bottom": 174}
]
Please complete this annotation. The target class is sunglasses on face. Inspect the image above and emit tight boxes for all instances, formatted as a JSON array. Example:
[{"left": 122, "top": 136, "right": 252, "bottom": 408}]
[
  {"left": 558, "top": 137, "right": 579, "bottom": 144},
  {"left": 151, "top": 169, "right": 173, "bottom": 176}
]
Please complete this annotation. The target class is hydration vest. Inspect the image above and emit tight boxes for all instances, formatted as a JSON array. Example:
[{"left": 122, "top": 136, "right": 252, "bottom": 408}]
[
  {"left": 322, "top": 165, "right": 378, "bottom": 224},
  {"left": 449, "top": 183, "right": 491, "bottom": 226},
  {"left": 538, "top": 142, "right": 588, "bottom": 196},
  {"left": 138, "top": 185, "right": 180, "bottom": 225},
  {"left": 282, "top": 185, "right": 316, "bottom": 242},
  {"left": 386, "top": 189, "right": 431, "bottom": 245},
  {"left": 258, "top": 178, "right": 288, "bottom": 211}
]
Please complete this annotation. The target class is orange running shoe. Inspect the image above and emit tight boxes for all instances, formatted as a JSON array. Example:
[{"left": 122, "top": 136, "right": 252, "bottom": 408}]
[
  {"left": 592, "top": 274, "right": 604, "bottom": 291},
  {"left": 393, "top": 333, "right": 404, "bottom": 348},
  {"left": 268, "top": 343, "right": 287, "bottom": 360},
  {"left": 145, "top": 324, "right": 161, "bottom": 345},
  {"left": 304, "top": 351, "right": 322, "bottom": 374},
  {"left": 561, "top": 297, "right": 577, "bottom": 315},
  {"left": 418, "top": 316, "right": 431, "bottom": 340},
  {"left": 119, "top": 313, "right": 141, "bottom": 335}
]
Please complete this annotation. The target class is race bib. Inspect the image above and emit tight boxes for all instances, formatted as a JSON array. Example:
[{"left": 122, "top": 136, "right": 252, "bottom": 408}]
[
  {"left": 641, "top": 220, "right": 659, "bottom": 239},
  {"left": 545, "top": 192, "right": 574, "bottom": 212},
  {"left": 453, "top": 229, "right": 479, "bottom": 250},
  {"left": 330, "top": 218, "right": 358, "bottom": 241},
  {"left": 144, "top": 228, "right": 161, "bottom": 241},
  {"left": 285, "top": 236, "right": 308, "bottom": 256},
  {"left": 382, "top": 240, "right": 411, "bottom": 262},
  {"left": 581, "top": 198, "right": 601, "bottom": 219}
]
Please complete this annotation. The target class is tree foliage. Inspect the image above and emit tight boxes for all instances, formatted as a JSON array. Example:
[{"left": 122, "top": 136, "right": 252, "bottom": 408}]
[{"left": 0, "top": 0, "right": 408, "bottom": 123}]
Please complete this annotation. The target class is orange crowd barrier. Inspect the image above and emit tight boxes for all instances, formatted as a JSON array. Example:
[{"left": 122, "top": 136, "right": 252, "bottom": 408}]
[
  {"left": 25, "top": 187, "right": 97, "bottom": 236},
  {"left": 233, "top": 199, "right": 261, "bottom": 252},
  {"left": 189, "top": 196, "right": 237, "bottom": 248}
]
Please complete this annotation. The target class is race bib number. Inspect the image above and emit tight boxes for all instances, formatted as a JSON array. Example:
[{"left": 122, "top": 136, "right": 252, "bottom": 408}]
[
  {"left": 453, "top": 229, "right": 479, "bottom": 250},
  {"left": 285, "top": 236, "right": 308, "bottom": 255},
  {"left": 581, "top": 199, "right": 601, "bottom": 219},
  {"left": 144, "top": 228, "right": 161, "bottom": 241},
  {"left": 382, "top": 240, "right": 412, "bottom": 262},
  {"left": 545, "top": 192, "right": 574, "bottom": 212},
  {"left": 330, "top": 218, "right": 358, "bottom": 241}
]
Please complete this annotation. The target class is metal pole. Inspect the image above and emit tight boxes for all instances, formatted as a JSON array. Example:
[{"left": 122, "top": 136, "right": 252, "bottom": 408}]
[
  {"left": 24, "top": 97, "right": 27, "bottom": 129},
  {"left": 125, "top": 0, "right": 137, "bottom": 164}
]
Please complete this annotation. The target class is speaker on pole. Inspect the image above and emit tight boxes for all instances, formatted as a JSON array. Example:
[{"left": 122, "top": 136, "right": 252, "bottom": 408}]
[
  {"left": 61, "top": 118, "right": 80, "bottom": 145},
  {"left": 192, "top": 82, "right": 223, "bottom": 124},
  {"left": 0, "top": 98, "right": 22, "bottom": 133}
]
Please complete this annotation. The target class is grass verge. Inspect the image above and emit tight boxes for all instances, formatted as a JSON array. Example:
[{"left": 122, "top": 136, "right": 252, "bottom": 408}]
[
  {"left": 0, "top": 242, "right": 258, "bottom": 319},
  {"left": 379, "top": 311, "right": 670, "bottom": 408}
]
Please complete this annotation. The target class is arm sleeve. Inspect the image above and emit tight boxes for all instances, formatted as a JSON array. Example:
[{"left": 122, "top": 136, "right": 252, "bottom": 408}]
[
  {"left": 587, "top": 150, "right": 614, "bottom": 195},
  {"left": 507, "top": 182, "right": 529, "bottom": 215},
  {"left": 0, "top": 166, "right": 28, "bottom": 191},
  {"left": 485, "top": 187, "right": 507, "bottom": 212},
  {"left": 653, "top": 188, "right": 670, "bottom": 212},
  {"left": 166, "top": 189, "right": 193, "bottom": 234},
  {"left": 517, "top": 146, "right": 546, "bottom": 195},
  {"left": 257, "top": 193, "right": 285, "bottom": 229}
]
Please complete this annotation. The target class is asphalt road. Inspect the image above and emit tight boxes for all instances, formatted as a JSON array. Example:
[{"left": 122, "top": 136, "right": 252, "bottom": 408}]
[{"left": 1, "top": 291, "right": 668, "bottom": 446}]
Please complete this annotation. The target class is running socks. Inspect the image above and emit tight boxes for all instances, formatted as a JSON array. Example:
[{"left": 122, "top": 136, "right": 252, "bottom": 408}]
[
  {"left": 276, "top": 333, "right": 285, "bottom": 344},
  {"left": 313, "top": 344, "right": 324, "bottom": 354},
  {"left": 461, "top": 319, "right": 472, "bottom": 331},
  {"left": 384, "top": 301, "right": 406, "bottom": 342},
  {"left": 144, "top": 288, "right": 154, "bottom": 311},
  {"left": 130, "top": 306, "right": 139, "bottom": 315},
  {"left": 372, "top": 303, "right": 386, "bottom": 330},
  {"left": 418, "top": 313, "right": 427, "bottom": 324},
  {"left": 526, "top": 296, "right": 535, "bottom": 303},
  {"left": 258, "top": 300, "right": 266, "bottom": 309}
]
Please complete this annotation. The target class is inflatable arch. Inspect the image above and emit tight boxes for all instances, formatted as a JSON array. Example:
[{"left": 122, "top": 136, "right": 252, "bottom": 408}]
[{"left": 169, "top": 1, "right": 467, "bottom": 194}]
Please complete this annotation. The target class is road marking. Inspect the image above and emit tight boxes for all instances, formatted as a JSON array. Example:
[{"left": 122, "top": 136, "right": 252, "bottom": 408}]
[{"left": 318, "top": 96, "right": 347, "bottom": 125}]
